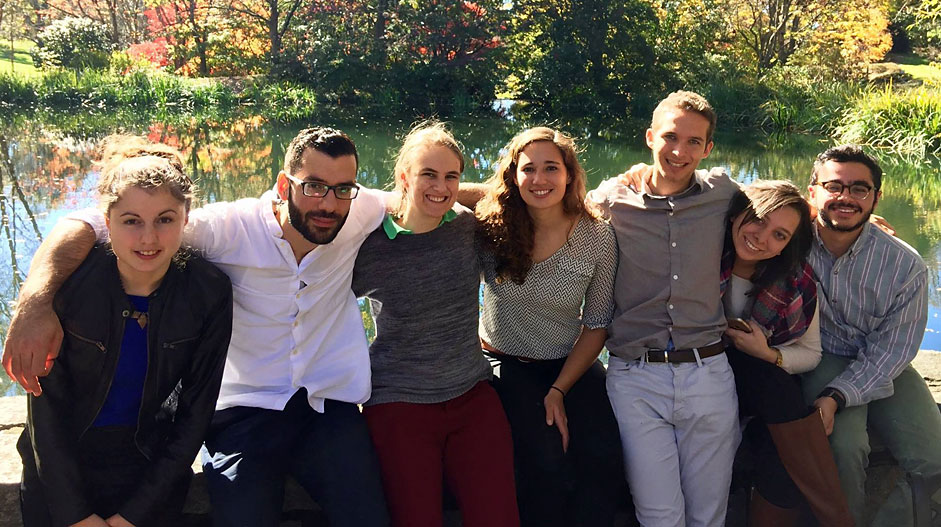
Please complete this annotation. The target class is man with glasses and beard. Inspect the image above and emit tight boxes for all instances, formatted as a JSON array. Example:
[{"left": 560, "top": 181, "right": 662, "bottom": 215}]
[
  {"left": 801, "top": 144, "right": 941, "bottom": 527},
  {"left": 3, "top": 127, "right": 391, "bottom": 527}
]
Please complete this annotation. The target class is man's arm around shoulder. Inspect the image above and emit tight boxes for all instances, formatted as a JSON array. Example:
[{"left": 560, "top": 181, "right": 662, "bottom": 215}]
[{"left": 3, "top": 219, "right": 96, "bottom": 395}]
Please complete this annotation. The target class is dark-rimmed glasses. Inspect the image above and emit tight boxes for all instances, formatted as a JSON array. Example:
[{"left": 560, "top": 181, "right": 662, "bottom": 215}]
[
  {"left": 285, "top": 174, "right": 359, "bottom": 200},
  {"left": 816, "top": 180, "right": 874, "bottom": 200}
]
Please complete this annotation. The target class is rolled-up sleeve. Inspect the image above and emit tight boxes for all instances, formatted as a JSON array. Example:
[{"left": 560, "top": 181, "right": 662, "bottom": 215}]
[
  {"left": 827, "top": 268, "right": 928, "bottom": 407},
  {"left": 581, "top": 223, "right": 618, "bottom": 329}
]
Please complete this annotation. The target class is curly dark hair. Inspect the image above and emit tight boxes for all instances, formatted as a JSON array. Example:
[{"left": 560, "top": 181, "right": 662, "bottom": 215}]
[{"left": 476, "top": 127, "right": 599, "bottom": 285}]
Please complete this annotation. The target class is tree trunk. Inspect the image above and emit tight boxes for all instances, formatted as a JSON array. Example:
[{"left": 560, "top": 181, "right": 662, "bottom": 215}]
[
  {"left": 188, "top": 0, "right": 208, "bottom": 75},
  {"left": 268, "top": 0, "right": 280, "bottom": 68}
]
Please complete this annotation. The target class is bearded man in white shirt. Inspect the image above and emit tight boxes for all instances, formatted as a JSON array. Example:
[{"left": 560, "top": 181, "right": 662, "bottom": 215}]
[{"left": 4, "top": 127, "right": 391, "bottom": 527}]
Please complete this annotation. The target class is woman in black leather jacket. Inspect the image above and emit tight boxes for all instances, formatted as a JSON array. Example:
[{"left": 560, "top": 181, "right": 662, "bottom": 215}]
[{"left": 17, "top": 136, "right": 233, "bottom": 527}]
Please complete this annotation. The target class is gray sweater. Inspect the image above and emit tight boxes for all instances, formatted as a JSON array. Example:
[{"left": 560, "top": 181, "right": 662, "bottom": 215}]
[{"left": 352, "top": 205, "right": 492, "bottom": 405}]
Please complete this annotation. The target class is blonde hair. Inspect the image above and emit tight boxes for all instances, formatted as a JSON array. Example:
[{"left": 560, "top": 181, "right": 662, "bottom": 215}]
[
  {"left": 391, "top": 121, "right": 464, "bottom": 217},
  {"left": 96, "top": 135, "right": 195, "bottom": 215},
  {"left": 476, "top": 126, "right": 598, "bottom": 284}
]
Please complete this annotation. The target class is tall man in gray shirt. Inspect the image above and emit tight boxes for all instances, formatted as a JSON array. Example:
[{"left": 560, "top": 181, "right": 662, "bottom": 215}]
[
  {"left": 588, "top": 91, "right": 740, "bottom": 527},
  {"left": 801, "top": 144, "right": 941, "bottom": 527}
]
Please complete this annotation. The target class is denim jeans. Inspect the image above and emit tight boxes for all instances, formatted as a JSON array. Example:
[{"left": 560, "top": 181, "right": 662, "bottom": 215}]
[{"left": 200, "top": 391, "right": 389, "bottom": 527}]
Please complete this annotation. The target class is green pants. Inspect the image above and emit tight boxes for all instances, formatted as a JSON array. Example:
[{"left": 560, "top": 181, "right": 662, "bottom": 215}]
[{"left": 802, "top": 353, "right": 941, "bottom": 527}]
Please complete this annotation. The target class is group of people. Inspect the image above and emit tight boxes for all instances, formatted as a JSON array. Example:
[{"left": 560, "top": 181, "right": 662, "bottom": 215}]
[{"left": 3, "top": 89, "right": 941, "bottom": 527}]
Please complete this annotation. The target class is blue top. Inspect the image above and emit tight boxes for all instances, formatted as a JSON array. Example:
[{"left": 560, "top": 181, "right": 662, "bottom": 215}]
[{"left": 92, "top": 294, "right": 149, "bottom": 427}]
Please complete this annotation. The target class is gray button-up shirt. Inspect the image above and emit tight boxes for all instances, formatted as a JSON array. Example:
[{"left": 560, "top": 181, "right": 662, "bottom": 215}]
[
  {"left": 588, "top": 168, "right": 740, "bottom": 361},
  {"left": 809, "top": 222, "right": 928, "bottom": 407}
]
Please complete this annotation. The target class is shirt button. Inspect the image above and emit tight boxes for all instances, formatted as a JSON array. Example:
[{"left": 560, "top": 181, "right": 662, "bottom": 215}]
[
  {"left": 671, "top": 242, "right": 677, "bottom": 248},
  {"left": 673, "top": 275, "right": 678, "bottom": 280},
  {"left": 669, "top": 212, "right": 674, "bottom": 216},
  {"left": 833, "top": 269, "right": 839, "bottom": 275},
  {"left": 669, "top": 304, "right": 674, "bottom": 310},
  {"left": 293, "top": 320, "right": 299, "bottom": 327},
  {"left": 291, "top": 349, "right": 299, "bottom": 356}
]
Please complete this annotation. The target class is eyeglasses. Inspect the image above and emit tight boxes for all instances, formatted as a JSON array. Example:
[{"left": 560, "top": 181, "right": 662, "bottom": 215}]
[
  {"left": 285, "top": 174, "right": 359, "bottom": 200},
  {"left": 816, "top": 180, "right": 874, "bottom": 200}
]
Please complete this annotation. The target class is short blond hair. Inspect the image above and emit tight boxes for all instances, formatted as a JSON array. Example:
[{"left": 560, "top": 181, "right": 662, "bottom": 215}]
[{"left": 651, "top": 90, "right": 717, "bottom": 142}]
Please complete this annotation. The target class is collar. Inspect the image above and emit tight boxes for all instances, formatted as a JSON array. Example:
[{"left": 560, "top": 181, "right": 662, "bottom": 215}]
[
  {"left": 813, "top": 221, "right": 873, "bottom": 259},
  {"left": 636, "top": 170, "right": 705, "bottom": 199},
  {"left": 382, "top": 209, "right": 457, "bottom": 240}
]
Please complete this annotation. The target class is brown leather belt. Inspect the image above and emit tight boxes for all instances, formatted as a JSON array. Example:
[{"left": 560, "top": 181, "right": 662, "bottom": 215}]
[
  {"left": 641, "top": 342, "right": 725, "bottom": 363},
  {"left": 480, "top": 339, "right": 540, "bottom": 363}
]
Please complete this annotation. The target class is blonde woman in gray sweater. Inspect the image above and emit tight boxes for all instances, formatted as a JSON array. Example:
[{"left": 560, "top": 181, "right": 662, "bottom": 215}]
[{"left": 351, "top": 122, "right": 519, "bottom": 527}]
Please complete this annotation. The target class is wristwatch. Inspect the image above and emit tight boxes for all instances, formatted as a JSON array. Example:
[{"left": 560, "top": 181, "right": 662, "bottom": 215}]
[{"left": 818, "top": 387, "right": 847, "bottom": 411}]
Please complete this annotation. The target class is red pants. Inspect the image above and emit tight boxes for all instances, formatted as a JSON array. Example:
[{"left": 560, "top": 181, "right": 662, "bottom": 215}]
[{"left": 363, "top": 381, "right": 520, "bottom": 527}]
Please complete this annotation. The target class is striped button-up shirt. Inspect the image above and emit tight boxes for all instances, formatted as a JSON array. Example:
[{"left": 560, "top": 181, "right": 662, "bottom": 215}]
[{"left": 809, "top": 222, "right": 928, "bottom": 407}]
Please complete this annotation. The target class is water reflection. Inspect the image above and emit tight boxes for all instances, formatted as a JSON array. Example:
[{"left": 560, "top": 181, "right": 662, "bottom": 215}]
[{"left": 1, "top": 114, "right": 940, "bottom": 395}]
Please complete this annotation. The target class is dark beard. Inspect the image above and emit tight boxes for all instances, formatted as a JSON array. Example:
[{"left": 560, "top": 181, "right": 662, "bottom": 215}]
[
  {"left": 287, "top": 189, "right": 348, "bottom": 244},
  {"left": 819, "top": 205, "right": 871, "bottom": 233}
]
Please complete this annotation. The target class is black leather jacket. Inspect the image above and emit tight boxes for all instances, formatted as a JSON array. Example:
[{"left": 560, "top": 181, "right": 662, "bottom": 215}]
[{"left": 18, "top": 245, "right": 233, "bottom": 527}]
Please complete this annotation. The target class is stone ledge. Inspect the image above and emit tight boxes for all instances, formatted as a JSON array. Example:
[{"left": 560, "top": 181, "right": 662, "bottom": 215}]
[{"left": 2, "top": 351, "right": 939, "bottom": 526}]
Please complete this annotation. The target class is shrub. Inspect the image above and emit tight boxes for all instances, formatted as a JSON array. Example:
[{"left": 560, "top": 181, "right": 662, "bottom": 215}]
[
  {"left": 836, "top": 86, "right": 941, "bottom": 158},
  {"left": 33, "top": 17, "right": 113, "bottom": 70}
]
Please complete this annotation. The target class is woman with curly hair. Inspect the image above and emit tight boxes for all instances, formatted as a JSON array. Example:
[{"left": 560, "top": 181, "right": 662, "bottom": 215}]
[
  {"left": 17, "top": 136, "right": 233, "bottom": 527},
  {"left": 475, "top": 127, "right": 625, "bottom": 527}
]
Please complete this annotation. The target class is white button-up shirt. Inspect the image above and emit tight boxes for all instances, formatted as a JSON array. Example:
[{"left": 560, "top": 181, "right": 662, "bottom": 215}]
[{"left": 71, "top": 188, "right": 386, "bottom": 412}]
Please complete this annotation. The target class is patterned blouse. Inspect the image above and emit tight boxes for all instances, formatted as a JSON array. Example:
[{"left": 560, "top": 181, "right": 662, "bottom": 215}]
[{"left": 479, "top": 215, "right": 618, "bottom": 360}]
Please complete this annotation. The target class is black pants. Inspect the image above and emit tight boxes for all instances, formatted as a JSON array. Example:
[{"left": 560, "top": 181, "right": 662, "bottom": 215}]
[
  {"left": 489, "top": 354, "right": 627, "bottom": 527},
  {"left": 201, "top": 393, "right": 389, "bottom": 527},
  {"left": 19, "top": 426, "right": 190, "bottom": 527},
  {"left": 728, "top": 347, "right": 811, "bottom": 508}
]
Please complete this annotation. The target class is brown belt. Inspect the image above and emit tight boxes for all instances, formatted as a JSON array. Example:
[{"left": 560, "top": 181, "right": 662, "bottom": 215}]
[
  {"left": 480, "top": 339, "right": 540, "bottom": 363},
  {"left": 641, "top": 342, "right": 725, "bottom": 363}
]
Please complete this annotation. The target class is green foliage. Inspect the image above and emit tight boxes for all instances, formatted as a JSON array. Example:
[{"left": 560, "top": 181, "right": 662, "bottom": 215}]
[
  {"left": 284, "top": 0, "right": 505, "bottom": 117},
  {"left": 33, "top": 17, "right": 114, "bottom": 70},
  {"left": 836, "top": 86, "right": 941, "bottom": 158},
  {"left": 0, "top": 70, "right": 237, "bottom": 116},
  {"left": 243, "top": 81, "right": 318, "bottom": 122},
  {"left": 504, "top": 0, "right": 664, "bottom": 127}
]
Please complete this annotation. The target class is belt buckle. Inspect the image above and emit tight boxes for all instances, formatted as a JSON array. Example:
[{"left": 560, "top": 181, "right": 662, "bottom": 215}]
[{"left": 647, "top": 348, "right": 669, "bottom": 363}]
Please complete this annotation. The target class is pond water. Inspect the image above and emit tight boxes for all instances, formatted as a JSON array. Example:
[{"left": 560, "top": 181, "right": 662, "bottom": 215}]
[{"left": 1, "top": 115, "right": 940, "bottom": 396}]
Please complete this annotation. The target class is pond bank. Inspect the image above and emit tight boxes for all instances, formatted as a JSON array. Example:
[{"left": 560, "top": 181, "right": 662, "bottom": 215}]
[{"left": 0, "top": 351, "right": 939, "bottom": 526}]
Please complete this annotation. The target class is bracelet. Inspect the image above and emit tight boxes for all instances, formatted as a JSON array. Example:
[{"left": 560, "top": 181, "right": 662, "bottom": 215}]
[{"left": 550, "top": 385, "right": 566, "bottom": 397}]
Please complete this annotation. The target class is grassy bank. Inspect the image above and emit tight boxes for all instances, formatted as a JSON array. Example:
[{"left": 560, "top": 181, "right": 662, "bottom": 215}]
[
  {"left": 708, "top": 79, "right": 941, "bottom": 158},
  {"left": 0, "top": 40, "right": 39, "bottom": 78},
  {"left": 0, "top": 69, "right": 325, "bottom": 123}
]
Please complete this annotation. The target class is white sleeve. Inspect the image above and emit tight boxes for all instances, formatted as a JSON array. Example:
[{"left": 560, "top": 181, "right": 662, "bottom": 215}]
[
  {"left": 65, "top": 208, "right": 109, "bottom": 243},
  {"left": 355, "top": 187, "right": 393, "bottom": 232},
  {"left": 183, "top": 201, "right": 247, "bottom": 260},
  {"left": 777, "top": 303, "right": 823, "bottom": 374}
]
